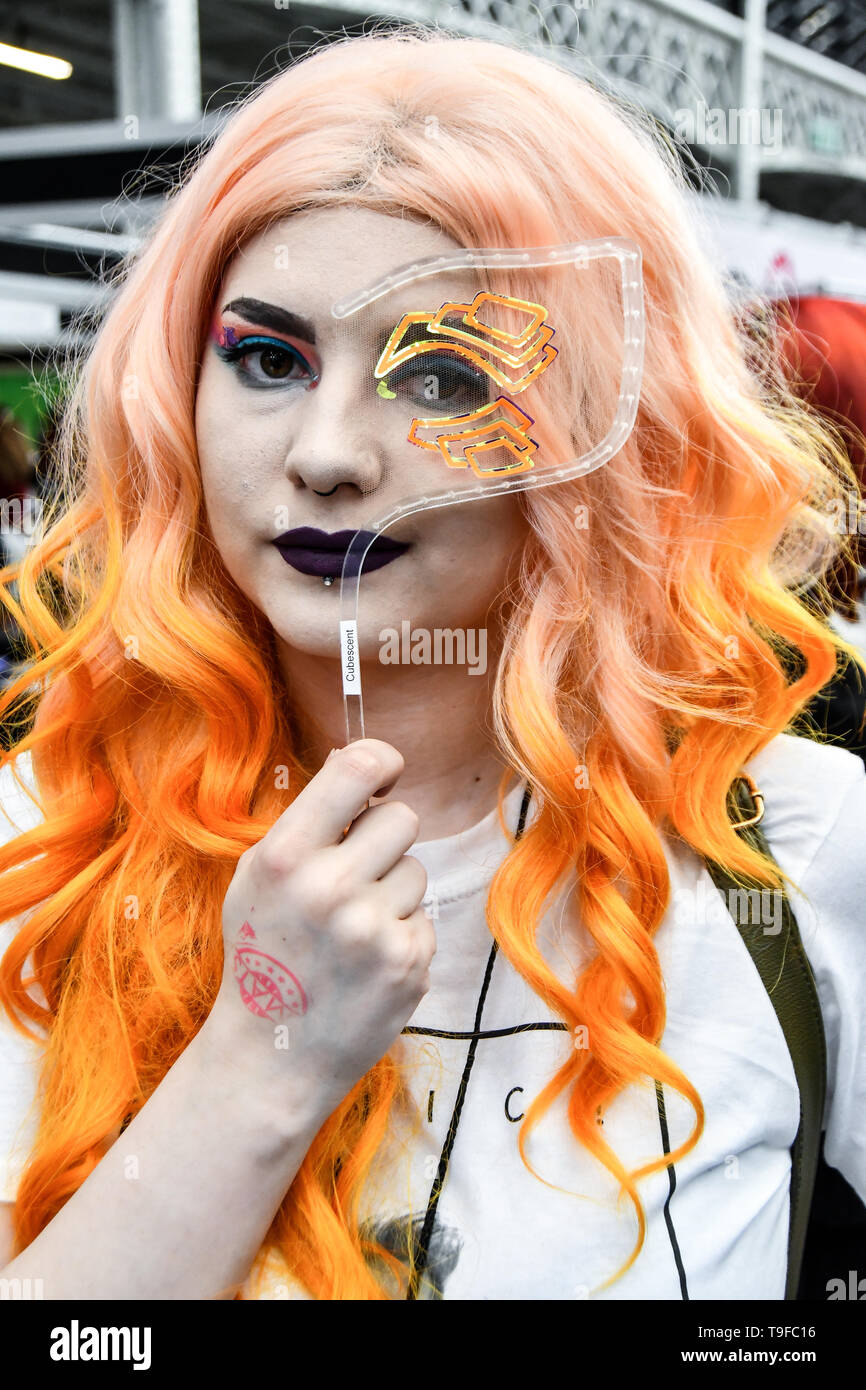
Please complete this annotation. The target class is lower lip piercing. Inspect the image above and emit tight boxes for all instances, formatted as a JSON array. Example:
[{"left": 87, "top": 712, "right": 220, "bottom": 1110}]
[{"left": 322, "top": 575, "right": 335, "bottom": 586}]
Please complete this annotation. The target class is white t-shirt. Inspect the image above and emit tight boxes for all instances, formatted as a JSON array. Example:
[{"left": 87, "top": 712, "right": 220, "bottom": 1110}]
[{"left": 0, "top": 732, "right": 864, "bottom": 1300}]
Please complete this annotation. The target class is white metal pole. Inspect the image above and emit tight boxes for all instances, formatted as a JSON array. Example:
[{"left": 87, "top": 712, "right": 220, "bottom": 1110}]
[{"left": 738, "top": 0, "right": 768, "bottom": 203}]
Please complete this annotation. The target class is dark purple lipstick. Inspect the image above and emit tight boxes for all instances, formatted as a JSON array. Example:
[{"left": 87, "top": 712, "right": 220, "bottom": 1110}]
[{"left": 272, "top": 527, "right": 411, "bottom": 579}]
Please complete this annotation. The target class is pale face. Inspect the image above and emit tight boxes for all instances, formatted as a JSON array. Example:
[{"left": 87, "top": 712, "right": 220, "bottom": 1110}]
[{"left": 194, "top": 206, "right": 531, "bottom": 663}]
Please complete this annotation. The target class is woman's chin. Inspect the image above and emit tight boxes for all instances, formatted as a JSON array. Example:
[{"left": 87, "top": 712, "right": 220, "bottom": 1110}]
[
  {"left": 266, "top": 613, "right": 410, "bottom": 662},
  {"left": 270, "top": 613, "right": 488, "bottom": 668},
  {"left": 260, "top": 574, "right": 492, "bottom": 664}
]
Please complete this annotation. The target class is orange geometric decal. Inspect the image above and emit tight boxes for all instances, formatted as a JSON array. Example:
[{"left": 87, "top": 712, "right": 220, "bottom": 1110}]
[
  {"left": 408, "top": 397, "right": 537, "bottom": 477},
  {"left": 375, "top": 291, "right": 558, "bottom": 393},
  {"left": 375, "top": 291, "right": 558, "bottom": 475}
]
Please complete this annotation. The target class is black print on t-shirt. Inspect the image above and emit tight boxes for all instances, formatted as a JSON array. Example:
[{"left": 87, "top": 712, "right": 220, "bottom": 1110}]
[
  {"left": 504, "top": 1086, "right": 524, "bottom": 1122},
  {"left": 359, "top": 1211, "right": 463, "bottom": 1299}
]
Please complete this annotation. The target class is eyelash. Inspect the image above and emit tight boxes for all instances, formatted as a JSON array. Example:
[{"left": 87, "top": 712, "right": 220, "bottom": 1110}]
[{"left": 213, "top": 333, "right": 320, "bottom": 390}]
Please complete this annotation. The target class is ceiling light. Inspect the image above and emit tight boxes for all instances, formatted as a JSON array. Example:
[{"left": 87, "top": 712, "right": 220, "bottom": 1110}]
[{"left": 0, "top": 41, "right": 72, "bottom": 80}]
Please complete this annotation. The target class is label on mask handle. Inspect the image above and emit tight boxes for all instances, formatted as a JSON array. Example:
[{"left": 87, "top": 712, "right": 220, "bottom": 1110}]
[{"left": 340, "top": 620, "right": 360, "bottom": 695}]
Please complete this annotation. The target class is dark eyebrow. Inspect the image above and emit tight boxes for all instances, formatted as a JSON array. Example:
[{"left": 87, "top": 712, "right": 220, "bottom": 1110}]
[
  {"left": 221, "top": 298, "right": 317, "bottom": 343},
  {"left": 220, "top": 299, "right": 466, "bottom": 356}
]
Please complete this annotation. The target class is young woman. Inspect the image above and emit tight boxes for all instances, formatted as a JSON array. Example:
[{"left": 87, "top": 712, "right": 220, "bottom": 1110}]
[{"left": 0, "top": 27, "right": 863, "bottom": 1301}]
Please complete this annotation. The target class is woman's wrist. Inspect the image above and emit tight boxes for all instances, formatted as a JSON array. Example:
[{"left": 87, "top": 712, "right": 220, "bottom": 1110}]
[{"left": 187, "top": 1006, "right": 334, "bottom": 1156}]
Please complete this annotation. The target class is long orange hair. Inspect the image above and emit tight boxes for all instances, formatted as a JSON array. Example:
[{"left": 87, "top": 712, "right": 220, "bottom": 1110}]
[{"left": 0, "top": 26, "right": 862, "bottom": 1297}]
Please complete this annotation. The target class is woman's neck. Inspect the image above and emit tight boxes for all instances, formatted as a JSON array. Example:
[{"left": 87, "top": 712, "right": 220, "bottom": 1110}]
[{"left": 276, "top": 644, "right": 515, "bottom": 842}]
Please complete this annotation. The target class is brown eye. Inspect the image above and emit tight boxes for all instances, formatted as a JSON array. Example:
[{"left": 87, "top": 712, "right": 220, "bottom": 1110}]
[
  {"left": 214, "top": 333, "right": 319, "bottom": 390},
  {"left": 388, "top": 351, "right": 490, "bottom": 413},
  {"left": 260, "top": 347, "right": 294, "bottom": 379}
]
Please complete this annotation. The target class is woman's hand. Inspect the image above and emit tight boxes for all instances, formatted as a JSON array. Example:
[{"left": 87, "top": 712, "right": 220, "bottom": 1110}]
[
  {"left": 204, "top": 739, "right": 434, "bottom": 1119},
  {"left": 0, "top": 741, "right": 430, "bottom": 1301}
]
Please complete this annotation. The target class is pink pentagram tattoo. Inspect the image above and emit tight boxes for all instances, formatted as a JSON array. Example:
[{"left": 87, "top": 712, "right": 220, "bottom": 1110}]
[{"left": 232, "top": 919, "right": 308, "bottom": 1020}]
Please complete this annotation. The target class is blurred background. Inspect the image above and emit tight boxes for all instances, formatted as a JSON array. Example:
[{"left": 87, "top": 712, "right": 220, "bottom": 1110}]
[
  {"left": 0, "top": 0, "right": 863, "bottom": 1295},
  {"left": 2, "top": 1, "right": 866, "bottom": 654}
]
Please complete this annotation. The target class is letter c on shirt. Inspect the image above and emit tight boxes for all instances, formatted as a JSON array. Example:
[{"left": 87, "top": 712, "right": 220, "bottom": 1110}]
[{"left": 504, "top": 1086, "right": 525, "bottom": 1123}]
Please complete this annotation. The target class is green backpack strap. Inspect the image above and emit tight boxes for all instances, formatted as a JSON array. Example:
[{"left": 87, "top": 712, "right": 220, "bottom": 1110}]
[{"left": 701, "top": 774, "right": 827, "bottom": 1301}]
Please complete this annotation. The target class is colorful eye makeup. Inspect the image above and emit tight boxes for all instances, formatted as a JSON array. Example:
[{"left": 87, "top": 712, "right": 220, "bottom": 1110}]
[{"left": 210, "top": 312, "right": 321, "bottom": 392}]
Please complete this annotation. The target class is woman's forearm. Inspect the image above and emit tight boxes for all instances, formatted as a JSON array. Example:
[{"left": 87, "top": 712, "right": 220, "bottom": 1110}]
[{"left": 0, "top": 1014, "right": 330, "bottom": 1300}]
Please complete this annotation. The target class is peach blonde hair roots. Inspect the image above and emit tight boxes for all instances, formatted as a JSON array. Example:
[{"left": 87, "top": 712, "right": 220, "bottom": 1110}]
[{"left": 0, "top": 25, "right": 862, "bottom": 1298}]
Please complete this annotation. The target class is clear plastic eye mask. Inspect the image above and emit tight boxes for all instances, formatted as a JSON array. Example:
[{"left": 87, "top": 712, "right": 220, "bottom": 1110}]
[{"left": 325, "top": 238, "right": 645, "bottom": 743}]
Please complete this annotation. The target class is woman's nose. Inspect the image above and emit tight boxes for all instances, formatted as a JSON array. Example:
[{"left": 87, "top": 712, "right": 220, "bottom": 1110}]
[{"left": 283, "top": 357, "right": 385, "bottom": 497}]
